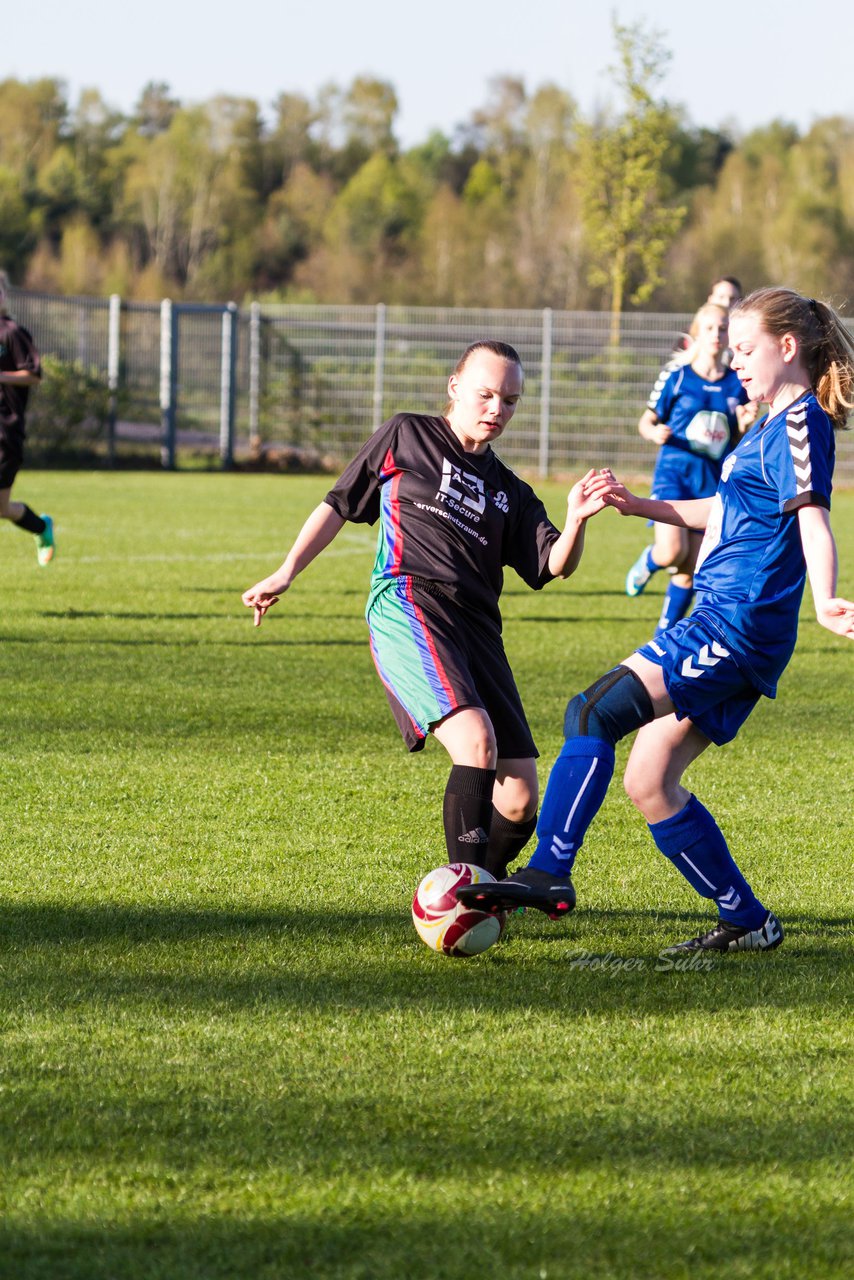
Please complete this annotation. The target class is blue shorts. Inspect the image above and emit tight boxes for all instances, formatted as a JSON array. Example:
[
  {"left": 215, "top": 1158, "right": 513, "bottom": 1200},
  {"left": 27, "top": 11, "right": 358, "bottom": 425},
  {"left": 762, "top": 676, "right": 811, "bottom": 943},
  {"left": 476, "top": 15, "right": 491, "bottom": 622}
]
[
  {"left": 636, "top": 613, "right": 762, "bottom": 746},
  {"left": 651, "top": 448, "right": 722, "bottom": 502}
]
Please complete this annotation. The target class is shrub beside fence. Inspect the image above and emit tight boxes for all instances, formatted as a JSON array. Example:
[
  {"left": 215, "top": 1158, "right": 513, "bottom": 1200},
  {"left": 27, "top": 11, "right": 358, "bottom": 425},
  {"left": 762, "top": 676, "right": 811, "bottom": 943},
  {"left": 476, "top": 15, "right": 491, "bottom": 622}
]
[{"left": 9, "top": 289, "right": 854, "bottom": 481}]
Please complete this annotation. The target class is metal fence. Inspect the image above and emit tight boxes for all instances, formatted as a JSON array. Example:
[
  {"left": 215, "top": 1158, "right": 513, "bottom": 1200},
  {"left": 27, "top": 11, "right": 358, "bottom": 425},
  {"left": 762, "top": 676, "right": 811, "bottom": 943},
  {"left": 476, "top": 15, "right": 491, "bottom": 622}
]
[{"left": 10, "top": 289, "right": 854, "bottom": 481}]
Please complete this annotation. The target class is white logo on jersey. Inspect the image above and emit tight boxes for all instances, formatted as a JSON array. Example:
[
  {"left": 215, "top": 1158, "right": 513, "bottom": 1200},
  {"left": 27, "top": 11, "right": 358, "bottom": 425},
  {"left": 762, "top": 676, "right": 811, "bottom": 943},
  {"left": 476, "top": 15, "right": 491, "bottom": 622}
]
[
  {"left": 438, "top": 458, "right": 486, "bottom": 514},
  {"left": 786, "top": 404, "right": 812, "bottom": 493},
  {"left": 491, "top": 489, "right": 509, "bottom": 512},
  {"left": 721, "top": 454, "right": 737, "bottom": 482},
  {"left": 685, "top": 410, "right": 730, "bottom": 460}
]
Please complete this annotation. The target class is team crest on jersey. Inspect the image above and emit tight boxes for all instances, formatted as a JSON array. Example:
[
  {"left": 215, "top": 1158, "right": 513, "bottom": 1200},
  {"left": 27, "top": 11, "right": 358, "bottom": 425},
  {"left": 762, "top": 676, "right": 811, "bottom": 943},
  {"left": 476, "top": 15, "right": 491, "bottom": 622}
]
[
  {"left": 721, "top": 454, "right": 737, "bottom": 482},
  {"left": 438, "top": 458, "right": 486, "bottom": 514},
  {"left": 490, "top": 489, "right": 509, "bottom": 512}
]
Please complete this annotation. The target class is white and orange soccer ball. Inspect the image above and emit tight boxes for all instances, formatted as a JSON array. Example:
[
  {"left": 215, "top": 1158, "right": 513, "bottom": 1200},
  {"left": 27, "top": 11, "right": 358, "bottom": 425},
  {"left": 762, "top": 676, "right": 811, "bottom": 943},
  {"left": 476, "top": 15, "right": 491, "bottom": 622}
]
[{"left": 412, "top": 863, "right": 506, "bottom": 957}]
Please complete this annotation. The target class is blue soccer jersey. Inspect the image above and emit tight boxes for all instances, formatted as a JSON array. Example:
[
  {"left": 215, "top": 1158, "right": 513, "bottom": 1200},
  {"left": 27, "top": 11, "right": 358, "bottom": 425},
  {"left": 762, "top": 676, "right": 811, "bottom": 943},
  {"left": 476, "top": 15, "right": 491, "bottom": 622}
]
[
  {"left": 648, "top": 363, "right": 747, "bottom": 463},
  {"left": 691, "top": 393, "right": 835, "bottom": 696}
]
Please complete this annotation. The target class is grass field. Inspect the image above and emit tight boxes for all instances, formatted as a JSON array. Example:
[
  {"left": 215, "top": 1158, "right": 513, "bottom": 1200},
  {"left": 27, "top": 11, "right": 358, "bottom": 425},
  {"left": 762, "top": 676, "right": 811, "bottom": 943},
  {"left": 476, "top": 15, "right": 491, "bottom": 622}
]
[{"left": 1, "top": 471, "right": 852, "bottom": 1280}]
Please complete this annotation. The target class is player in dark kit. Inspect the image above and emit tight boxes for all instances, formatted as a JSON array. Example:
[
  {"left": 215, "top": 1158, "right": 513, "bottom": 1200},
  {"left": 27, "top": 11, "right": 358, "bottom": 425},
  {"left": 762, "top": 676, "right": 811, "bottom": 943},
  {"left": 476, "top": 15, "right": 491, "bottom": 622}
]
[
  {"left": 458, "top": 290, "right": 854, "bottom": 953},
  {"left": 243, "top": 341, "right": 612, "bottom": 878},
  {"left": 0, "top": 272, "right": 54, "bottom": 565}
]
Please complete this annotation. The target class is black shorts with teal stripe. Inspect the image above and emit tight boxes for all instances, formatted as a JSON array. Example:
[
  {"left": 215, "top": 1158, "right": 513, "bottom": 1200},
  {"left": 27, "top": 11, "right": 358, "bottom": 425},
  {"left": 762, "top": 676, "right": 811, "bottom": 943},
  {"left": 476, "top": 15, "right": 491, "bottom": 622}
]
[{"left": 367, "top": 577, "right": 538, "bottom": 757}]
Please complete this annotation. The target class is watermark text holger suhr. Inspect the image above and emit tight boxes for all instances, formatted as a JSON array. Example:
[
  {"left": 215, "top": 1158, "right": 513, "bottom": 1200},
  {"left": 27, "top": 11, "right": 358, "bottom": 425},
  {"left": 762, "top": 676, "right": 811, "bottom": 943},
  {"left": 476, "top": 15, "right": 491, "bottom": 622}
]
[{"left": 567, "top": 949, "right": 718, "bottom": 973}]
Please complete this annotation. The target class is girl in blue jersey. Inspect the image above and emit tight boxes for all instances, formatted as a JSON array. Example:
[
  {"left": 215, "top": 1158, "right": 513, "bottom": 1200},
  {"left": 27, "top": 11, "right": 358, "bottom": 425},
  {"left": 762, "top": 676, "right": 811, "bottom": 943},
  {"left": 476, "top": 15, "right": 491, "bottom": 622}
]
[
  {"left": 625, "top": 302, "right": 753, "bottom": 634},
  {"left": 242, "top": 341, "right": 611, "bottom": 880},
  {"left": 458, "top": 288, "right": 854, "bottom": 953}
]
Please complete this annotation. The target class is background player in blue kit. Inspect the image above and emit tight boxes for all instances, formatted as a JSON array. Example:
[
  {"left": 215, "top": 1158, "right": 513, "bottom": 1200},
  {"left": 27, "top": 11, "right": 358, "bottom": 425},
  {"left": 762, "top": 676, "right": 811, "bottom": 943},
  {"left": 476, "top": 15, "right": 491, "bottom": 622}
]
[
  {"left": 458, "top": 288, "right": 854, "bottom": 953},
  {"left": 242, "top": 341, "right": 612, "bottom": 879},
  {"left": 625, "top": 301, "right": 754, "bottom": 633}
]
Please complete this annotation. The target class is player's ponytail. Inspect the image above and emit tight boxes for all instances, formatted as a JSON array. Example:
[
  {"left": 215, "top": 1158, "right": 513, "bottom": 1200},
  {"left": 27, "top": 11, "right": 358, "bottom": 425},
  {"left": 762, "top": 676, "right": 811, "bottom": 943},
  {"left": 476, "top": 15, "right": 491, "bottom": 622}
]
[
  {"left": 733, "top": 288, "right": 854, "bottom": 429},
  {"left": 810, "top": 299, "right": 854, "bottom": 429}
]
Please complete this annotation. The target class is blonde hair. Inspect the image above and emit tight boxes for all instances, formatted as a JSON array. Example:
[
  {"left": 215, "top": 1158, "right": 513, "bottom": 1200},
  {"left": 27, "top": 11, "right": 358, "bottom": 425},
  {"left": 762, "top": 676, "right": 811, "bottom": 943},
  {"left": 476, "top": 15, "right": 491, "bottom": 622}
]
[
  {"left": 680, "top": 302, "right": 729, "bottom": 366},
  {"left": 733, "top": 288, "right": 854, "bottom": 430}
]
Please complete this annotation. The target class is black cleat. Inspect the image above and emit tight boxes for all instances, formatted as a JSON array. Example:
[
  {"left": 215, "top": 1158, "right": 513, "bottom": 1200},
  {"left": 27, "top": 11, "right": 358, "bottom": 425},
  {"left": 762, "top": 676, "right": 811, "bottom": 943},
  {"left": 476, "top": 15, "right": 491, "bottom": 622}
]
[
  {"left": 455, "top": 866, "right": 576, "bottom": 920},
  {"left": 663, "top": 910, "right": 784, "bottom": 954}
]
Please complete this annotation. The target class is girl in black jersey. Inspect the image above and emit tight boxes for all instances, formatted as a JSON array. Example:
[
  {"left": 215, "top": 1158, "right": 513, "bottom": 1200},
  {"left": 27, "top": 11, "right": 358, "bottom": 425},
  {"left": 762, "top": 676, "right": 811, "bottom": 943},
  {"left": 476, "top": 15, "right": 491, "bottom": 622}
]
[
  {"left": 243, "top": 341, "right": 611, "bottom": 877},
  {"left": 0, "top": 271, "right": 54, "bottom": 564}
]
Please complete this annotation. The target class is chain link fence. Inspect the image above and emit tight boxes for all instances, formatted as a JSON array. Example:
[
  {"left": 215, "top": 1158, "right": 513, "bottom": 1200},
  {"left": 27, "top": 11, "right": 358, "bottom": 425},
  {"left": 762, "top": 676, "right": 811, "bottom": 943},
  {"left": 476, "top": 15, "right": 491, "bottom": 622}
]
[{"left": 9, "top": 289, "right": 854, "bottom": 481}]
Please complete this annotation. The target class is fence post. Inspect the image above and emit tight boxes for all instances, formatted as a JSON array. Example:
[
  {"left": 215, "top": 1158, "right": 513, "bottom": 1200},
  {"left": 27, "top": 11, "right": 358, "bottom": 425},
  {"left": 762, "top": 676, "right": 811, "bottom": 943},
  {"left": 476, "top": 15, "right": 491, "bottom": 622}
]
[
  {"left": 160, "top": 299, "right": 177, "bottom": 470},
  {"left": 538, "top": 307, "right": 553, "bottom": 480},
  {"left": 373, "top": 302, "right": 386, "bottom": 431},
  {"left": 248, "top": 300, "right": 261, "bottom": 455},
  {"left": 106, "top": 293, "right": 121, "bottom": 468},
  {"left": 77, "top": 303, "right": 90, "bottom": 365},
  {"left": 220, "top": 302, "right": 238, "bottom": 469}
]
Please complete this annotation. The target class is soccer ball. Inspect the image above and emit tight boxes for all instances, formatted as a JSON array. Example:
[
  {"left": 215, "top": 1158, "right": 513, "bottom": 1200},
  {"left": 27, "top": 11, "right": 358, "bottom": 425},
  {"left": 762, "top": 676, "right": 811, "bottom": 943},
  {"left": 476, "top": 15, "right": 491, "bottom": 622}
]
[{"left": 412, "top": 863, "right": 506, "bottom": 957}]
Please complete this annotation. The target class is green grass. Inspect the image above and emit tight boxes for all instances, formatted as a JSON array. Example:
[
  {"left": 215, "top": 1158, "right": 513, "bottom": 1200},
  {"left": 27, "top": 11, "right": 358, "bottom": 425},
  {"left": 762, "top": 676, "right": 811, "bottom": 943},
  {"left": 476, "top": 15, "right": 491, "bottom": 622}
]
[{"left": 1, "top": 472, "right": 852, "bottom": 1280}]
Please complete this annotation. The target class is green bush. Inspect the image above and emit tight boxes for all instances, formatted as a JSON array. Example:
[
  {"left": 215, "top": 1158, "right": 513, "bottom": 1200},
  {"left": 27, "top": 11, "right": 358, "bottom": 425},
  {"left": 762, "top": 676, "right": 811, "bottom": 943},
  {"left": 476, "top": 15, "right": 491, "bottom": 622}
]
[{"left": 26, "top": 354, "right": 110, "bottom": 460}]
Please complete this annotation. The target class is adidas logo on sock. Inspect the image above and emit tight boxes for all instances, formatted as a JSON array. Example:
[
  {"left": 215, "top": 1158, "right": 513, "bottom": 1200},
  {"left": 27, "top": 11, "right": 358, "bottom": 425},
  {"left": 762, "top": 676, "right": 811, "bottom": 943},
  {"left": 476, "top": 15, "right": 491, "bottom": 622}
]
[{"left": 458, "top": 827, "right": 489, "bottom": 844}]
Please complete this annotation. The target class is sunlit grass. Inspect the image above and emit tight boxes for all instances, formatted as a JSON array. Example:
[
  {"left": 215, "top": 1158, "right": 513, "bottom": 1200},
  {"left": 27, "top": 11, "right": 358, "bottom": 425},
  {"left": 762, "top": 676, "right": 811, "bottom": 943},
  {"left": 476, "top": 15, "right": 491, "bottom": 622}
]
[{"left": 1, "top": 472, "right": 851, "bottom": 1279}]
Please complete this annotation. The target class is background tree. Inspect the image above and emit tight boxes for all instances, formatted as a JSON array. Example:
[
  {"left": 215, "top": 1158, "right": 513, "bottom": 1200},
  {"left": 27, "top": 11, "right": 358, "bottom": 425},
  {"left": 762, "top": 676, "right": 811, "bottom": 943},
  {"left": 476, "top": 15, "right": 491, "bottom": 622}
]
[
  {"left": 1, "top": 55, "right": 852, "bottom": 310},
  {"left": 576, "top": 18, "right": 687, "bottom": 344},
  {"left": 133, "top": 82, "right": 179, "bottom": 138}
]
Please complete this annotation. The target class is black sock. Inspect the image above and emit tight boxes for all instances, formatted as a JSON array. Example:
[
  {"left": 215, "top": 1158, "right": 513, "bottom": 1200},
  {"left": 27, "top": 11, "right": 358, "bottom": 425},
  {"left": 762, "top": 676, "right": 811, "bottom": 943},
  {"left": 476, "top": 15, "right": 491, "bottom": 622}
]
[
  {"left": 14, "top": 505, "right": 46, "bottom": 535},
  {"left": 442, "top": 765, "right": 496, "bottom": 868},
  {"left": 484, "top": 812, "right": 538, "bottom": 879}
]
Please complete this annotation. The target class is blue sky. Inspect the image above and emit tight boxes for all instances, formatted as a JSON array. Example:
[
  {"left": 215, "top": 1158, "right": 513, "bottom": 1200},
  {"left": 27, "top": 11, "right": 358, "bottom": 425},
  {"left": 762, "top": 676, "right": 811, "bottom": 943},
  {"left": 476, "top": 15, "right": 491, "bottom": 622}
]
[{"left": 12, "top": 0, "right": 854, "bottom": 144}]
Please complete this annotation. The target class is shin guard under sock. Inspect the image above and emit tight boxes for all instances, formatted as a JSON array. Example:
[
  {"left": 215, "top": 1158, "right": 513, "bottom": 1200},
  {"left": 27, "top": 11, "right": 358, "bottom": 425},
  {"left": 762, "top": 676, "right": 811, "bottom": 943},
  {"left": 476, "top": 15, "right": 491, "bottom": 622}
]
[
  {"left": 528, "top": 739, "right": 615, "bottom": 876},
  {"left": 442, "top": 765, "right": 496, "bottom": 868},
  {"left": 648, "top": 794, "right": 766, "bottom": 927}
]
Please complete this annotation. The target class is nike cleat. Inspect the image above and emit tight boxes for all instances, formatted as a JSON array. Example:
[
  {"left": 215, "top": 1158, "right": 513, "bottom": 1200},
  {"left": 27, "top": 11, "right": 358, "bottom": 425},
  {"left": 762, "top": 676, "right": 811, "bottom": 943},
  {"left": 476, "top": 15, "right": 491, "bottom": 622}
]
[
  {"left": 36, "top": 514, "right": 55, "bottom": 566},
  {"left": 663, "top": 910, "right": 784, "bottom": 954},
  {"left": 456, "top": 866, "right": 576, "bottom": 920}
]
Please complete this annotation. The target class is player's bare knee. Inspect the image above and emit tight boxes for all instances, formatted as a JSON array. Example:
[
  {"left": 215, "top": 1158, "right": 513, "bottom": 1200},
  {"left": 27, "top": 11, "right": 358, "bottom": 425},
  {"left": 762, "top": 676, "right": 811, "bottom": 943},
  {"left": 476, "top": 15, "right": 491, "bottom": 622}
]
[
  {"left": 500, "top": 788, "right": 537, "bottom": 825},
  {"left": 623, "top": 765, "right": 660, "bottom": 815},
  {"left": 467, "top": 725, "right": 497, "bottom": 769}
]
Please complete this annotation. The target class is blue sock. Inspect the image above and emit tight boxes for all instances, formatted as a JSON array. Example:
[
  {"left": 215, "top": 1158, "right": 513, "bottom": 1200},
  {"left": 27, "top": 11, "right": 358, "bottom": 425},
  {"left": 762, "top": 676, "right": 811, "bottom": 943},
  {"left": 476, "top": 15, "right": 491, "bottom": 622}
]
[
  {"left": 527, "top": 738, "right": 615, "bottom": 876},
  {"left": 656, "top": 583, "right": 694, "bottom": 636},
  {"left": 643, "top": 546, "right": 661, "bottom": 575},
  {"left": 648, "top": 795, "right": 766, "bottom": 927}
]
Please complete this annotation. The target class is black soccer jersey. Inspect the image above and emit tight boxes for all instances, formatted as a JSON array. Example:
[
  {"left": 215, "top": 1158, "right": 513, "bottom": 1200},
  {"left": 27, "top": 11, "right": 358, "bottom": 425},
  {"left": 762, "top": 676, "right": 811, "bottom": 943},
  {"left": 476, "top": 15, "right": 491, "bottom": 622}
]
[
  {"left": 324, "top": 414, "right": 560, "bottom": 628},
  {"left": 0, "top": 315, "right": 41, "bottom": 437}
]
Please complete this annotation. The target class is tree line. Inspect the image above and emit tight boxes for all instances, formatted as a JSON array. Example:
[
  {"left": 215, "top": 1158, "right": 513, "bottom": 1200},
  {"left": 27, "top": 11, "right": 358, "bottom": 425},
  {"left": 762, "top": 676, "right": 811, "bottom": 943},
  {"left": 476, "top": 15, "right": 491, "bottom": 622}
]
[{"left": 3, "top": 21, "right": 853, "bottom": 322}]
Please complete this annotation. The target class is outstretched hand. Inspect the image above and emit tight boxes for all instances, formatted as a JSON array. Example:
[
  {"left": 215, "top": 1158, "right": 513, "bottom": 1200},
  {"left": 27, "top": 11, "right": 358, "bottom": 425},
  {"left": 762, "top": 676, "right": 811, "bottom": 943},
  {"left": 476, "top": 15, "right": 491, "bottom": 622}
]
[
  {"left": 569, "top": 468, "right": 617, "bottom": 520},
  {"left": 816, "top": 598, "right": 854, "bottom": 639},
  {"left": 593, "top": 468, "right": 640, "bottom": 516},
  {"left": 242, "top": 576, "right": 289, "bottom": 627}
]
